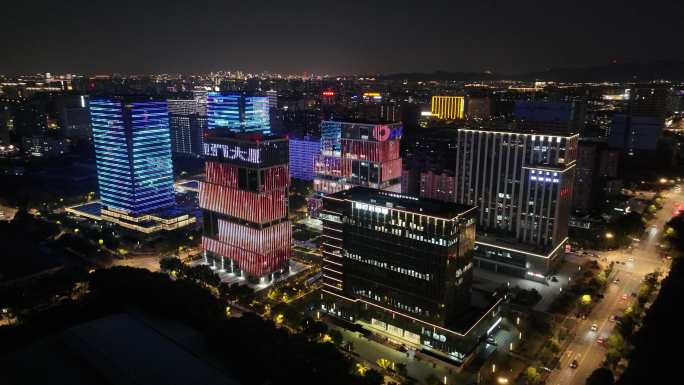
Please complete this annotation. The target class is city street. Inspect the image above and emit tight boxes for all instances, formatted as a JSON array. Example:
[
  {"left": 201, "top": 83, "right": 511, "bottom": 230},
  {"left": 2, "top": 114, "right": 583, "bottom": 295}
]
[{"left": 546, "top": 185, "right": 680, "bottom": 385}]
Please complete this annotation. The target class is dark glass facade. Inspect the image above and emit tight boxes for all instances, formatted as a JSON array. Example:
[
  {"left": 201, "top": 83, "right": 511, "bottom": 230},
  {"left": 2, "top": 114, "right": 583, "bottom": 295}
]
[{"left": 320, "top": 188, "right": 501, "bottom": 363}]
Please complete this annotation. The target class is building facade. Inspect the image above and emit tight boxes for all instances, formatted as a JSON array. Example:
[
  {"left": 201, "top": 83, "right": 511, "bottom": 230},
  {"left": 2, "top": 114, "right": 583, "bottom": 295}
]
[
  {"left": 420, "top": 170, "right": 456, "bottom": 202},
  {"left": 319, "top": 188, "right": 502, "bottom": 364},
  {"left": 207, "top": 92, "right": 271, "bottom": 133},
  {"left": 167, "top": 99, "right": 207, "bottom": 157},
  {"left": 289, "top": 136, "right": 320, "bottom": 181},
  {"left": 76, "top": 96, "right": 195, "bottom": 233},
  {"left": 200, "top": 133, "right": 291, "bottom": 283},
  {"left": 608, "top": 85, "right": 669, "bottom": 159},
  {"left": 431, "top": 96, "right": 465, "bottom": 120},
  {"left": 314, "top": 121, "right": 403, "bottom": 195},
  {"left": 454, "top": 126, "right": 578, "bottom": 280},
  {"left": 573, "top": 139, "right": 620, "bottom": 212},
  {"left": 90, "top": 97, "right": 175, "bottom": 215}
]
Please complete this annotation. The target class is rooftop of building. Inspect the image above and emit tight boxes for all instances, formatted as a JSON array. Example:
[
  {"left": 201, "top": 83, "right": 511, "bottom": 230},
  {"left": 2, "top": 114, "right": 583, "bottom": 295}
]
[
  {"left": 447, "top": 287, "right": 504, "bottom": 334},
  {"left": 476, "top": 232, "right": 565, "bottom": 257},
  {"left": 90, "top": 95, "right": 166, "bottom": 103},
  {"left": 321, "top": 119, "right": 401, "bottom": 126},
  {"left": 204, "top": 131, "right": 288, "bottom": 144},
  {"left": 327, "top": 187, "right": 475, "bottom": 220},
  {"left": 459, "top": 122, "right": 578, "bottom": 137}
]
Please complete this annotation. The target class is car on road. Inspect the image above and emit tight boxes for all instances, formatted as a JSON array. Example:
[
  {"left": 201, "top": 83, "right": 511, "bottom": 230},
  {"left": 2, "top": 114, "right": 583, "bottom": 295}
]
[
  {"left": 613, "top": 278, "right": 620, "bottom": 283},
  {"left": 621, "top": 294, "right": 629, "bottom": 301},
  {"left": 591, "top": 323, "right": 598, "bottom": 332},
  {"left": 597, "top": 337, "right": 606, "bottom": 346},
  {"left": 628, "top": 256, "right": 634, "bottom": 262},
  {"left": 610, "top": 315, "right": 619, "bottom": 322},
  {"left": 551, "top": 276, "right": 558, "bottom": 282},
  {"left": 570, "top": 359, "right": 579, "bottom": 369}
]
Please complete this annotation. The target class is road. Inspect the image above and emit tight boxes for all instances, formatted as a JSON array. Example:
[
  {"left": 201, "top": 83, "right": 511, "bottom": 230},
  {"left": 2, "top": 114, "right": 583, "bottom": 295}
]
[{"left": 547, "top": 185, "right": 680, "bottom": 385}]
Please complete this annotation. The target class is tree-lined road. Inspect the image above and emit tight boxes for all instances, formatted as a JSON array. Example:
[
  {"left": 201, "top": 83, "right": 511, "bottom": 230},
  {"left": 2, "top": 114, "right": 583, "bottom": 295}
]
[{"left": 547, "top": 185, "right": 679, "bottom": 385}]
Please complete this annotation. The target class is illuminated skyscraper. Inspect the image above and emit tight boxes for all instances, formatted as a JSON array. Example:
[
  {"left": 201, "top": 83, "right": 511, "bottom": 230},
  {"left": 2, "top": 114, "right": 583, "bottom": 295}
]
[
  {"left": 167, "top": 99, "right": 206, "bottom": 157},
  {"left": 207, "top": 92, "right": 270, "bottom": 133},
  {"left": 319, "top": 187, "right": 502, "bottom": 364},
  {"left": 289, "top": 136, "right": 320, "bottom": 181},
  {"left": 314, "top": 121, "right": 403, "bottom": 195},
  {"left": 431, "top": 96, "right": 465, "bottom": 120},
  {"left": 454, "top": 125, "right": 578, "bottom": 280},
  {"left": 90, "top": 97, "right": 175, "bottom": 215},
  {"left": 266, "top": 89, "right": 278, "bottom": 111},
  {"left": 200, "top": 133, "right": 290, "bottom": 283}
]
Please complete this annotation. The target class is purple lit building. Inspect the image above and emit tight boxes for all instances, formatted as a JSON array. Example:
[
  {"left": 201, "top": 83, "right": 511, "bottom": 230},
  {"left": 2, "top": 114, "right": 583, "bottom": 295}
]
[{"left": 289, "top": 136, "right": 320, "bottom": 181}]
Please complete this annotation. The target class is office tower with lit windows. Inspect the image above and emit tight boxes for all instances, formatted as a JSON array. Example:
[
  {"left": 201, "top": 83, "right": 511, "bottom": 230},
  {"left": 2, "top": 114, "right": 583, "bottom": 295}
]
[
  {"left": 454, "top": 125, "right": 578, "bottom": 280},
  {"left": 168, "top": 99, "right": 206, "bottom": 157},
  {"left": 207, "top": 92, "right": 271, "bottom": 133},
  {"left": 289, "top": 136, "right": 320, "bottom": 181},
  {"left": 200, "top": 133, "right": 291, "bottom": 283},
  {"left": 266, "top": 89, "right": 278, "bottom": 111},
  {"left": 420, "top": 170, "right": 456, "bottom": 202},
  {"left": 90, "top": 97, "right": 175, "bottom": 215},
  {"left": 431, "top": 96, "right": 465, "bottom": 120},
  {"left": 71, "top": 96, "right": 196, "bottom": 233},
  {"left": 314, "top": 120, "right": 403, "bottom": 195},
  {"left": 320, "top": 187, "right": 502, "bottom": 364}
]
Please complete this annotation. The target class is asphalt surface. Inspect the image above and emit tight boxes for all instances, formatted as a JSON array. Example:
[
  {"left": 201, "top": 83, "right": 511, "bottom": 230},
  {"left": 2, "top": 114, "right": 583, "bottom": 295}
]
[{"left": 546, "top": 185, "right": 679, "bottom": 385}]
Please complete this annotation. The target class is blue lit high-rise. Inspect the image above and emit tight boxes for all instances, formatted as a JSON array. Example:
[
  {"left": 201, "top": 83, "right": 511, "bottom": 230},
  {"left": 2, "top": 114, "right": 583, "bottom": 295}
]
[
  {"left": 90, "top": 97, "right": 175, "bottom": 215},
  {"left": 207, "top": 92, "right": 270, "bottom": 133}
]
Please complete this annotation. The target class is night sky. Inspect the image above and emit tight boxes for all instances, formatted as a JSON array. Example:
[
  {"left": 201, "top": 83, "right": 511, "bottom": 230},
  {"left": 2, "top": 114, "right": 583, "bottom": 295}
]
[{"left": 1, "top": 0, "right": 683, "bottom": 75}]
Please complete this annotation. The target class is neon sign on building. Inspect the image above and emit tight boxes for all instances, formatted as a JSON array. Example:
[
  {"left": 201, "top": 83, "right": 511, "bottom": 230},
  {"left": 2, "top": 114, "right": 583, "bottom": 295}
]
[{"left": 203, "top": 142, "right": 261, "bottom": 164}]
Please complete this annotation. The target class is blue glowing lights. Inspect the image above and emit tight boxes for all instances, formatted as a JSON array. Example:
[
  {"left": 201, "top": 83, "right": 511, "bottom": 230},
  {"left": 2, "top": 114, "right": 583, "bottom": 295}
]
[{"left": 90, "top": 97, "right": 175, "bottom": 215}]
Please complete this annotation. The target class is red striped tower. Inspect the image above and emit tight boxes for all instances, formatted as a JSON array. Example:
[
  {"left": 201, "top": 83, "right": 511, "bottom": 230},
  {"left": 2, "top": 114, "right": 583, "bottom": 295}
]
[{"left": 200, "top": 133, "right": 291, "bottom": 283}]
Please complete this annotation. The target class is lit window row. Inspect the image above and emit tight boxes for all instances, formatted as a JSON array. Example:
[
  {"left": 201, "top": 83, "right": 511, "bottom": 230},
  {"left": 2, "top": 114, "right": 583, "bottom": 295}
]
[{"left": 346, "top": 252, "right": 431, "bottom": 281}]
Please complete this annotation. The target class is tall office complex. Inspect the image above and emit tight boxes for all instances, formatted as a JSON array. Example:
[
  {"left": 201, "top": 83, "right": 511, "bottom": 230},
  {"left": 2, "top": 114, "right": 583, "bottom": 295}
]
[
  {"left": 313, "top": 120, "right": 403, "bottom": 195},
  {"left": 573, "top": 139, "right": 620, "bottom": 212},
  {"left": 68, "top": 96, "right": 196, "bottom": 233},
  {"left": 57, "top": 94, "right": 91, "bottom": 140},
  {"left": 319, "top": 120, "right": 343, "bottom": 154},
  {"left": 168, "top": 99, "right": 206, "bottom": 157},
  {"left": 289, "top": 136, "right": 320, "bottom": 181},
  {"left": 200, "top": 133, "right": 291, "bottom": 283},
  {"left": 431, "top": 96, "right": 465, "bottom": 120},
  {"left": 207, "top": 92, "right": 271, "bottom": 133},
  {"left": 454, "top": 124, "right": 578, "bottom": 280},
  {"left": 91, "top": 97, "right": 175, "bottom": 215},
  {"left": 320, "top": 188, "right": 502, "bottom": 364},
  {"left": 608, "top": 85, "right": 669, "bottom": 158},
  {"left": 266, "top": 89, "right": 278, "bottom": 111}
]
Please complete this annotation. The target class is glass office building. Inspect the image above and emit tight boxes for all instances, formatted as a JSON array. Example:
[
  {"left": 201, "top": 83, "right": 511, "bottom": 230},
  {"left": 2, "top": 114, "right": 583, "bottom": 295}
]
[
  {"left": 320, "top": 188, "right": 502, "bottom": 364},
  {"left": 207, "top": 92, "right": 270, "bottom": 133},
  {"left": 90, "top": 97, "right": 175, "bottom": 216}
]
